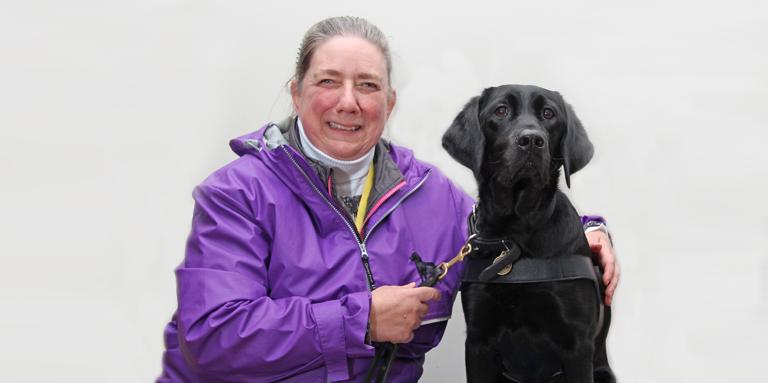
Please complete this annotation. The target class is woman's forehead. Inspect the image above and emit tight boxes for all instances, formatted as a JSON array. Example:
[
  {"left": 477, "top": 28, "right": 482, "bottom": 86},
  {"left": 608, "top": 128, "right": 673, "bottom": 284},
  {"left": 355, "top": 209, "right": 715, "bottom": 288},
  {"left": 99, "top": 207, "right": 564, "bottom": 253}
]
[{"left": 307, "top": 36, "right": 388, "bottom": 77}]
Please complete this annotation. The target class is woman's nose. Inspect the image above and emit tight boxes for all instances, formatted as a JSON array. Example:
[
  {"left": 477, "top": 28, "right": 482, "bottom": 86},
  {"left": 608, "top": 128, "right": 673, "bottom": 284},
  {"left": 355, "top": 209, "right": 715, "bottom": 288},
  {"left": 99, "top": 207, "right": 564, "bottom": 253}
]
[{"left": 336, "top": 84, "right": 360, "bottom": 113}]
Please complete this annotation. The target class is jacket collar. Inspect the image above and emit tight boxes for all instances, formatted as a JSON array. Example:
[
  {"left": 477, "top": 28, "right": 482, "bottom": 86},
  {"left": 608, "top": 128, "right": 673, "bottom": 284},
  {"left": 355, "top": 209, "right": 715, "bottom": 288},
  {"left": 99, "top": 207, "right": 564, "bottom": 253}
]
[{"left": 275, "top": 117, "right": 405, "bottom": 209}]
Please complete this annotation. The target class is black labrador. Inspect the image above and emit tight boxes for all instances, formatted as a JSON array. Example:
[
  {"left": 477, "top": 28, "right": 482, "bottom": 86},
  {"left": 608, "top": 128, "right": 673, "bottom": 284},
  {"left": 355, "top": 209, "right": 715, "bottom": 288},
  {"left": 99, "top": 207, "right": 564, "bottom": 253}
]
[{"left": 442, "top": 85, "right": 615, "bottom": 383}]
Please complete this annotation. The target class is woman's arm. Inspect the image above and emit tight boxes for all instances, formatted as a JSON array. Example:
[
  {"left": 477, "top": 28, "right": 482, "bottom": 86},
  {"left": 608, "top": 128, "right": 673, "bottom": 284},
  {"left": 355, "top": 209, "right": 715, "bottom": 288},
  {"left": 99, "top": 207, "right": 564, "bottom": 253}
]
[{"left": 175, "top": 183, "right": 370, "bottom": 382}]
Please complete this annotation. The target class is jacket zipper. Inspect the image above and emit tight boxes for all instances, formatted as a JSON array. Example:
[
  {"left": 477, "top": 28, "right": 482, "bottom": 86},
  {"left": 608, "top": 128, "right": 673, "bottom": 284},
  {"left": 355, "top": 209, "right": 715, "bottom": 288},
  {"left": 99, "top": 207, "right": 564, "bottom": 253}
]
[
  {"left": 280, "top": 146, "right": 431, "bottom": 290},
  {"left": 280, "top": 146, "right": 377, "bottom": 290},
  {"left": 359, "top": 245, "right": 376, "bottom": 290},
  {"left": 327, "top": 169, "right": 379, "bottom": 290}
]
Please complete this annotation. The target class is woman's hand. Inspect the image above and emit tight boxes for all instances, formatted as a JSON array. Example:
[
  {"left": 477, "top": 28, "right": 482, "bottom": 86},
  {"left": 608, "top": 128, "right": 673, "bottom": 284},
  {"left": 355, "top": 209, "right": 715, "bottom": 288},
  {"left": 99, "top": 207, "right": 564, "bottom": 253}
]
[
  {"left": 369, "top": 282, "right": 441, "bottom": 343},
  {"left": 586, "top": 230, "right": 619, "bottom": 306}
]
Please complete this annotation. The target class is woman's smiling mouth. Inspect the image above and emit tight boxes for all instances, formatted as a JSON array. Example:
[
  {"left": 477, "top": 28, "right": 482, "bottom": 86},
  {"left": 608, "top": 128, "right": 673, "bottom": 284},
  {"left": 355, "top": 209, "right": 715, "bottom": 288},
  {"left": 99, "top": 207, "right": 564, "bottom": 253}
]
[{"left": 328, "top": 121, "right": 361, "bottom": 131}]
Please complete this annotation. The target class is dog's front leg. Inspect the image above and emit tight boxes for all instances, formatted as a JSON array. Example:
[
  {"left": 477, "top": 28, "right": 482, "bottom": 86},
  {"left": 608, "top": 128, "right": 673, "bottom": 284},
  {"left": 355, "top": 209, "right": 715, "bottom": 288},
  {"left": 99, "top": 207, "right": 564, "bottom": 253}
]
[
  {"left": 593, "top": 306, "right": 616, "bottom": 383},
  {"left": 465, "top": 342, "right": 503, "bottom": 383},
  {"left": 462, "top": 284, "right": 505, "bottom": 382},
  {"left": 560, "top": 343, "right": 596, "bottom": 383}
]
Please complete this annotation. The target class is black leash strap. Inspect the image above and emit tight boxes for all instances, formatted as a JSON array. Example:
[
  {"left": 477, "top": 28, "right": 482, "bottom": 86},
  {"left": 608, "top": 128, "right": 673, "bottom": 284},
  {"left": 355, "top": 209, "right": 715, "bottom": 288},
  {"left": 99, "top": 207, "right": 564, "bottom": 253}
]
[
  {"left": 363, "top": 342, "right": 396, "bottom": 383},
  {"left": 363, "top": 250, "right": 468, "bottom": 383}
]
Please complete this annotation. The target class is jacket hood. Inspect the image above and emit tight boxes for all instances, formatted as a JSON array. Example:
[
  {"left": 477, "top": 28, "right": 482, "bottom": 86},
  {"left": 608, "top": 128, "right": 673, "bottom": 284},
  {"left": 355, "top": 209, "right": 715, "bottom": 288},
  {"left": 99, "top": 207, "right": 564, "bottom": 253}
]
[{"left": 228, "top": 124, "right": 275, "bottom": 156}]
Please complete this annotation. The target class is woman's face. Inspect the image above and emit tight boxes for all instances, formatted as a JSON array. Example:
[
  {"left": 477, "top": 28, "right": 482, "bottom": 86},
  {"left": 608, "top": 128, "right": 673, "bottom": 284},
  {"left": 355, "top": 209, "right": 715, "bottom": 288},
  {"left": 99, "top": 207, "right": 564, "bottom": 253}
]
[{"left": 291, "top": 36, "right": 396, "bottom": 161}]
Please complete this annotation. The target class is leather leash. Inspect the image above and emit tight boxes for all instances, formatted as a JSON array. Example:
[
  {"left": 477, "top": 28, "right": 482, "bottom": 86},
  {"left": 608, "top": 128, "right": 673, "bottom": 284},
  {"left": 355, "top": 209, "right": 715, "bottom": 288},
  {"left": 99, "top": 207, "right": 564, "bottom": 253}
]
[{"left": 363, "top": 241, "right": 474, "bottom": 383}]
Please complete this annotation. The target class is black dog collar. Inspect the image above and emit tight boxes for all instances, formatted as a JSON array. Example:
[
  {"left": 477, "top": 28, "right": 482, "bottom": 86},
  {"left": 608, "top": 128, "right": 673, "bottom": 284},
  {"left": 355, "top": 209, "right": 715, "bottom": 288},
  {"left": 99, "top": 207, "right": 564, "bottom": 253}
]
[{"left": 466, "top": 206, "right": 525, "bottom": 281}]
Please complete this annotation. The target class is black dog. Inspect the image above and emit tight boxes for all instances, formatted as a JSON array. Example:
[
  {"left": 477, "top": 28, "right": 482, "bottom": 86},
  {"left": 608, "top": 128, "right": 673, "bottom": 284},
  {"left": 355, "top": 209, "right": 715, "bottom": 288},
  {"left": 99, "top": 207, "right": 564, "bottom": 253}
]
[{"left": 442, "top": 85, "right": 615, "bottom": 383}]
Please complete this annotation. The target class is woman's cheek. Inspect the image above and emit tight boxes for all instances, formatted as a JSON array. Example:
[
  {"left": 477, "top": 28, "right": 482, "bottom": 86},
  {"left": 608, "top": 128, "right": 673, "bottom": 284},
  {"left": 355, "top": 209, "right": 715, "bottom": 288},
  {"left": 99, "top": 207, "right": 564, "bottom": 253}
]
[
  {"left": 311, "top": 90, "right": 341, "bottom": 113},
  {"left": 360, "top": 97, "right": 388, "bottom": 120}
]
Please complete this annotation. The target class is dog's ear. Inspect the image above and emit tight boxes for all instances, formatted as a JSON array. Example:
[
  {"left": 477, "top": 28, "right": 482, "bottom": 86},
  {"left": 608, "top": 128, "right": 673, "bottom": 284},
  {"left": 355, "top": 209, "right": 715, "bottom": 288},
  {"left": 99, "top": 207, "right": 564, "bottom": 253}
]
[
  {"left": 442, "top": 92, "right": 486, "bottom": 176},
  {"left": 559, "top": 98, "right": 594, "bottom": 188}
]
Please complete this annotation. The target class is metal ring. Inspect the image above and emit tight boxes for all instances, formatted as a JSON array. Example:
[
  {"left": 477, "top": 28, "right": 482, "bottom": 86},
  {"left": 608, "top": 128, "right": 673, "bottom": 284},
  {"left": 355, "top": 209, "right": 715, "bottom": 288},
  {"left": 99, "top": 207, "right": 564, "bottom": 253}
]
[{"left": 437, "top": 263, "right": 449, "bottom": 280}]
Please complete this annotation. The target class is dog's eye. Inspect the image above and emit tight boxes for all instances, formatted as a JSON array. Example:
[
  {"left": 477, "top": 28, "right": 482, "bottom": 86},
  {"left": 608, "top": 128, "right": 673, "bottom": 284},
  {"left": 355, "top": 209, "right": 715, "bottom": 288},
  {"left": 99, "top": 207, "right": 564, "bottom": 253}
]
[
  {"left": 494, "top": 106, "right": 510, "bottom": 118},
  {"left": 541, "top": 107, "right": 555, "bottom": 119}
]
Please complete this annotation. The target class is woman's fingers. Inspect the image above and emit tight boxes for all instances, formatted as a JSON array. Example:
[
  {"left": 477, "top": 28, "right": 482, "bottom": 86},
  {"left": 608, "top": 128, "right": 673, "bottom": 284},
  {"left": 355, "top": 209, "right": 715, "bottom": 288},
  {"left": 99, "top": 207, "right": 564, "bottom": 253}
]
[{"left": 369, "top": 284, "right": 440, "bottom": 343}]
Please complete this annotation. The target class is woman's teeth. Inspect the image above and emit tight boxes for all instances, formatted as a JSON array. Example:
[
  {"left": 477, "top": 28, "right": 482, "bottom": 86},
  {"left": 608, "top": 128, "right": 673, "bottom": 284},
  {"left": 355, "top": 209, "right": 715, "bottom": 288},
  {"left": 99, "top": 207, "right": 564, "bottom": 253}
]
[{"left": 328, "top": 122, "right": 360, "bottom": 131}]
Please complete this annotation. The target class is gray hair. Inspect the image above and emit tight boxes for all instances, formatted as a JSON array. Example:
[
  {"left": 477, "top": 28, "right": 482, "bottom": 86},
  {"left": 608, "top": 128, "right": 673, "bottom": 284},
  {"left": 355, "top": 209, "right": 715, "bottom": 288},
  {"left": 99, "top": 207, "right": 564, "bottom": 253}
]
[{"left": 294, "top": 16, "right": 393, "bottom": 91}]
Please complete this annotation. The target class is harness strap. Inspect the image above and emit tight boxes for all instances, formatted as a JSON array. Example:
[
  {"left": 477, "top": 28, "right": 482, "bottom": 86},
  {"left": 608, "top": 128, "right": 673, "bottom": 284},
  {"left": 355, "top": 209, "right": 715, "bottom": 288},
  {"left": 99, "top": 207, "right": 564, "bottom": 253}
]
[
  {"left": 463, "top": 254, "right": 605, "bottom": 331},
  {"left": 463, "top": 254, "right": 597, "bottom": 284}
]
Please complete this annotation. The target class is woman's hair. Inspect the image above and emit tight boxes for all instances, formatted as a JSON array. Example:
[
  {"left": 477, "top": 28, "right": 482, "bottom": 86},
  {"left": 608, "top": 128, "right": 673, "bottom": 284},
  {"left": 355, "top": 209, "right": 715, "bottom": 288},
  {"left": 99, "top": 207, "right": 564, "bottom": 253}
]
[{"left": 294, "top": 16, "right": 392, "bottom": 91}]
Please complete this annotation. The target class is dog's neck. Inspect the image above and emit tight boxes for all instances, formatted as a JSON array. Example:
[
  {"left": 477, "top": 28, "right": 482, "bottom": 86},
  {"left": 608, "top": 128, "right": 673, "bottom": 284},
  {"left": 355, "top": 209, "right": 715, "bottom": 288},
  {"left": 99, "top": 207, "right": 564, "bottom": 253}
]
[
  {"left": 475, "top": 167, "right": 581, "bottom": 258},
  {"left": 476, "top": 175, "right": 557, "bottom": 236}
]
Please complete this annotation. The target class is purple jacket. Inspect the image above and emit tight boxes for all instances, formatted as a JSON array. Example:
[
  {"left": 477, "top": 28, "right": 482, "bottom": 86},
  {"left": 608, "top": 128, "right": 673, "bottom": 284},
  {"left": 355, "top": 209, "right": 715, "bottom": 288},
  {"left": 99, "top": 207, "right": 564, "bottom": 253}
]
[{"left": 158, "top": 123, "right": 475, "bottom": 382}]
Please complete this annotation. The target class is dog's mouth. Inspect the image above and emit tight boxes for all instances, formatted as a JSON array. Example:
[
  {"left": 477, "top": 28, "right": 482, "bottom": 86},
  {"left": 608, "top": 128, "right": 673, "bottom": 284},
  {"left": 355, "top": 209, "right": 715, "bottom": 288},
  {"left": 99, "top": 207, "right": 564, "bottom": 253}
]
[
  {"left": 510, "top": 177, "right": 532, "bottom": 194},
  {"left": 491, "top": 155, "right": 550, "bottom": 189}
]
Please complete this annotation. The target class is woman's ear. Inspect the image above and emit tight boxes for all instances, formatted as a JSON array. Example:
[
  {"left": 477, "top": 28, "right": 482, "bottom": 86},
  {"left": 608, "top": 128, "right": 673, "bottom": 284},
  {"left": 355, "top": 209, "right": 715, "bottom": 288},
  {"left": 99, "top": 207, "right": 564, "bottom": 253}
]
[
  {"left": 289, "top": 80, "right": 300, "bottom": 113},
  {"left": 387, "top": 89, "right": 397, "bottom": 117}
]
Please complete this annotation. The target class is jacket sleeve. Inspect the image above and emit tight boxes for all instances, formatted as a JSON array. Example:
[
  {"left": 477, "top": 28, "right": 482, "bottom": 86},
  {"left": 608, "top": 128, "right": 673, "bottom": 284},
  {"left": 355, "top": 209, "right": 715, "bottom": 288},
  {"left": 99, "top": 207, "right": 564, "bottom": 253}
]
[
  {"left": 581, "top": 214, "right": 613, "bottom": 243},
  {"left": 446, "top": 179, "right": 475, "bottom": 244},
  {"left": 175, "top": 183, "right": 370, "bottom": 382}
]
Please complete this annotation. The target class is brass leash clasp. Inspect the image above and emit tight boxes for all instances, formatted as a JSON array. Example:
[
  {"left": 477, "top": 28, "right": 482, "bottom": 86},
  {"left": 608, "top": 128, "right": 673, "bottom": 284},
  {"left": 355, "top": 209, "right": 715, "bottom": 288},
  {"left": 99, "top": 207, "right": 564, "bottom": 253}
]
[{"left": 437, "top": 234, "right": 477, "bottom": 280}]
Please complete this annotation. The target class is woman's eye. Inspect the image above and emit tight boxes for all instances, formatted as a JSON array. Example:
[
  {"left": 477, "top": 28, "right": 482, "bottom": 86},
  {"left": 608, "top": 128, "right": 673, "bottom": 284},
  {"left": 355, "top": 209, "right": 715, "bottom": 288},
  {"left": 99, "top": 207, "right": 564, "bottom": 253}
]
[
  {"left": 494, "top": 106, "right": 509, "bottom": 118},
  {"left": 360, "top": 82, "right": 380, "bottom": 90},
  {"left": 542, "top": 107, "right": 555, "bottom": 119}
]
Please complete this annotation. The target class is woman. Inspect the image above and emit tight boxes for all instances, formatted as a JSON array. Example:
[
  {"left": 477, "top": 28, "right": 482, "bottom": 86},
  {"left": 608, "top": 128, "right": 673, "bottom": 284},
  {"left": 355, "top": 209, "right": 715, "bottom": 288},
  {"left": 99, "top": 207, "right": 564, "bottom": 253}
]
[{"left": 157, "top": 16, "right": 618, "bottom": 383}]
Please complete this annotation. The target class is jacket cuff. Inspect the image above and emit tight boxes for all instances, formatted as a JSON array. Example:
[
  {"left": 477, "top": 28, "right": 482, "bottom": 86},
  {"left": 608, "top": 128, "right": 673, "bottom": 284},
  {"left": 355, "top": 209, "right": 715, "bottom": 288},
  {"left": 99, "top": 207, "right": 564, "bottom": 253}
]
[
  {"left": 311, "top": 291, "right": 371, "bottom": 382},
  {"left": 581, "top": 215, "right": 614, "bottom": 245},
  {"left": 341, "top": 291, "right": 373, "bottom": 353},
  {"left": 581, "top": 214, "right": 607, "bottom": 226},
  {"left": 311, "top": 300, "right": 349, "bottom": 381}
]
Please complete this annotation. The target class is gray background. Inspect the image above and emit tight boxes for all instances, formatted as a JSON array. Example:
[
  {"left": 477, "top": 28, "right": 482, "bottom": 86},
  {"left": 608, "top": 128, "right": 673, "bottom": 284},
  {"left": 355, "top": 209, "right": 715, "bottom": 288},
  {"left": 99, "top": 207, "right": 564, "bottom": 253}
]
[{"left": 1, "top": 1, "right": 766, "bottom": 382}]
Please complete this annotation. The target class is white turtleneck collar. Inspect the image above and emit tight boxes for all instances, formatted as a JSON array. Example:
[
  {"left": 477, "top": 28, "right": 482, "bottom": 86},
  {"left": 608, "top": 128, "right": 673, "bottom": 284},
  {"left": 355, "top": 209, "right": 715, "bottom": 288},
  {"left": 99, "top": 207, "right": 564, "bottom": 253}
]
[{"left": 297, "top": 118, "right": 375, "bottom": 198}]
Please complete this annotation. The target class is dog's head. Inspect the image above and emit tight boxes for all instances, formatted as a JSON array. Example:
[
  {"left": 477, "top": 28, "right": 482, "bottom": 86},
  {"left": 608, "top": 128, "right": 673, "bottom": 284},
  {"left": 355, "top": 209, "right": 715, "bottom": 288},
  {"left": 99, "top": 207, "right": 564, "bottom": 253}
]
[{"left": 442, "top": 85, "right": 593, "bottom": 189}]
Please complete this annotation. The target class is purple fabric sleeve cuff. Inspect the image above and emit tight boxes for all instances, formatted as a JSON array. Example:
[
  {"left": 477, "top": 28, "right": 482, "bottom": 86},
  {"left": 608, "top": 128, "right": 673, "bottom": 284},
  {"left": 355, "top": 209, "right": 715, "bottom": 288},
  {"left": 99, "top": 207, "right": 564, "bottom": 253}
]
[
  {"left": 310, "top": 291, "right": 372, "bottom": 382},
  {"left": 581, "top": 214, "right": 607, "bottom": 226},
  {"left": 311, "top": 300, "right": 349, "bottom": 381},
  {"left": 341, "top": 291, "right": 374, "bottom": 354}
]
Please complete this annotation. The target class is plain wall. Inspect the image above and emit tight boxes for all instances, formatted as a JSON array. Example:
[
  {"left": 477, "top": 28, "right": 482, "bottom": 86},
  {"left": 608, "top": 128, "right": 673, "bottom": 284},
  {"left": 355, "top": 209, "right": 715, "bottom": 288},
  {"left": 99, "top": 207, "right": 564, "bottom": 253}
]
[{"left": 1, "top": 1, "right": 766, "bottom": 382}]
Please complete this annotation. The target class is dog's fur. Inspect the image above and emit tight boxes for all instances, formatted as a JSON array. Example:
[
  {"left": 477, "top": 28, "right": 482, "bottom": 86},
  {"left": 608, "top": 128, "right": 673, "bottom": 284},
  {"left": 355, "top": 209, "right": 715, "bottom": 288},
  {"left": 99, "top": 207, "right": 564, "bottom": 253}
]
[{"left": 443, "top": 85, "right": 615, "bottom": 383}]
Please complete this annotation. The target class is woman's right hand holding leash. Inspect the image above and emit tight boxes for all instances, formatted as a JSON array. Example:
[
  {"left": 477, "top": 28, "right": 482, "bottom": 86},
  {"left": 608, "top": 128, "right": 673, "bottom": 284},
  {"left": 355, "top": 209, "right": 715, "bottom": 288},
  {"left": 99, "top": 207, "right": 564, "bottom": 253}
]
[{"left": 369, "top": 283, "right": 441, "bottom": 343}]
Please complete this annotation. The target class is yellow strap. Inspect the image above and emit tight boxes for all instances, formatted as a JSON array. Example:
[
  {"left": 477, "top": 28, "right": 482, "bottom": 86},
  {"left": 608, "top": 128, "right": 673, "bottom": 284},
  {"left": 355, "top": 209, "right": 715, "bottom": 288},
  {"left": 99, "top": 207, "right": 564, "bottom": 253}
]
[{"left": 354, "top": 162, "right": 375, "bottom": 234}]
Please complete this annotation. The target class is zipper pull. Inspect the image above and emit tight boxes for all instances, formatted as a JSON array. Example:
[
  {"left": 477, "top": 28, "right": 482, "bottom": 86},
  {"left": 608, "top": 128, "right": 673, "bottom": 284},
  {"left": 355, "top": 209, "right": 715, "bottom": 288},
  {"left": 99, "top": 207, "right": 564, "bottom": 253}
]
[{"left": 359, "top": 243, "right": 376, "bottom": 290}]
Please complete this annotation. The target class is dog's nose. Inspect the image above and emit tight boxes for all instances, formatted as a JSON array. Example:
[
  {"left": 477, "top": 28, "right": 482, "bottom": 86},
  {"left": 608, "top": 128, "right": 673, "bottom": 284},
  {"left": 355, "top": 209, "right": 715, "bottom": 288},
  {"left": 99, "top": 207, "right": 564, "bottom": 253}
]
[{"left": 517, "top": 131, "right": 546, "bottom": 150}]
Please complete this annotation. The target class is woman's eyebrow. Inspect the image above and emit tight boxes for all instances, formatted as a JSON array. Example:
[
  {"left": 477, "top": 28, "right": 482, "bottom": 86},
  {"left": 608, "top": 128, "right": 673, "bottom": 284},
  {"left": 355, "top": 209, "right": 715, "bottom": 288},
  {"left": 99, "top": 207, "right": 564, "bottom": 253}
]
[
  {"left": 312, "top": 69, "right": 382, "bottom": 83},
  {"left": 357, "top": 73, "right": 383, "bottom": 82},
  {"left": 311, "top": 69, "right": 342, "bottom": 79}
]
